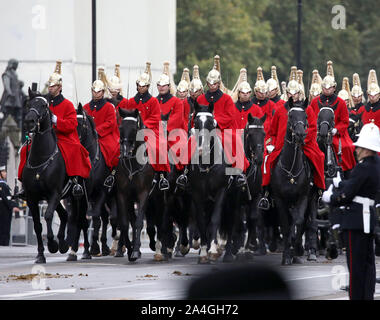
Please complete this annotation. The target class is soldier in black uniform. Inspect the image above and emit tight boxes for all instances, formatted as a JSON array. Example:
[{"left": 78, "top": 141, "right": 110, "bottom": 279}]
[
  {"left": 322, "top": 122, "right": 380, "bottom": 300},
  {"left": 0, "top": 165, "right": 19, "bottom": 246}
]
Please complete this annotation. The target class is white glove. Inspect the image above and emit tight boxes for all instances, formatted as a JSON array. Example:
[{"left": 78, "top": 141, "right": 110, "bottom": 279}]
[
  {"left": 213, "top": 119, "right": 218, "bottom": 127},
  {"left": 331, "top": 128, "right": 337, "bottom": 136},
  {"left": 333, "top": 171, "right": 342, "bottom": 188},
  {"left": 190, "top": 128, "right": 196, "bottom": 136},
  {"left": 51, "top": 114, "right": 57, "bottom": 124},
  {"left": 266, "top": 145, "right": 275, "bottom": 154},
  {"left": 322, "top": 184, "right": 333, "bottom": 204}
]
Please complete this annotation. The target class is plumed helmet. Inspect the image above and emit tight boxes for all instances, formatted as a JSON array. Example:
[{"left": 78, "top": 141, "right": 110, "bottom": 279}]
[
  {"left": 309, "top": 69, "right": 322, "bottom": 98},
  {"left": 189, "top": 65, "right": 203, "bottom": 93},
  {"left": 351, "top": 73, "right": 363, "bottom": 98},
  {"left": 270, "top": 66, "right": 281, "bottom": 95},
  {"left": 137, "top": 62, "right": 152, "bottom": 86},
  {"left": 322, "top": 61, "right": 337, "bottom": 89},
  {"left": 286, "top": 66, "right": 300, "bottom": 95},
  {"left": 177, "top": 80, "right": 189, "bottom": 93},
  {"left": 354, "top": 122, "right": 380, "bottom": 152},
  {"left": 280, "top": 81, "right": 288, "bottom": 101},
  {"left": 108, "top": 75, "right": 123, "bottom": 91},
  {"left": 339, "top": 77, "right": 354, "bottom": 108},
  {"left": 231, "top": 68, "right": 249, "bottom": 101},
  {"left": 297, "top": 69, "right": 305, "bottom": 100},
  {"left": 158, "top": 61, "right": 176, "bottom": 95},
  {"left": 367, "top": 69, "right": 380, "bottom": 96},
  {"left": 206, "top": 69, "right": 221, "bottom": 85},
  {"left": 48, "top": 73, "right": 62, "bottom": 87},
  {"left": 254, "top": 67, "right": 267, "bottom": 93},
  {"left": 157, "top": 73, "right": 170, "bottom": 86},
  {"left": 92, "top": 80, "right": 105, "bottom": 92}
]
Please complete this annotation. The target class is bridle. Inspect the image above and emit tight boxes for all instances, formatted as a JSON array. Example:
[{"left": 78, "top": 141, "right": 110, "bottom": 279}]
[
  {"left": 28, "top": 96, "right": 52, "bottom": 135},
  {"left": 286, "top": 107, "right": 308, "bottom": 145}
]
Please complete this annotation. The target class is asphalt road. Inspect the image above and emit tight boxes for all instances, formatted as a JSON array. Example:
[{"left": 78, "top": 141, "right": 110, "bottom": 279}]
[{"left": 1, "top": 239, "right": 380, "bottom": 300}]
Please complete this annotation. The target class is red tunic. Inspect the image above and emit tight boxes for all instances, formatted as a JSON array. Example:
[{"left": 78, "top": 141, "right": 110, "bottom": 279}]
[
  {"left": 18, "top": 95, "right": 92, "bottom": 180},
  {"left": 233, "top": 100, "right": 264, "bottom": 129},
  {"left": 157, "top": 93, "right": 187, "bottom": 170},
  {"left": 83, "top": 99, "right": 120, "bottom": 170},
  {"left": 361, "top": 102, "right": 380, "bottom": 129},
  {"left": 126, "top": 93, "right": 170, "bottom": 172},
  {"left": 182, "top": 98, "right": 191, "bottom": 132},
  {"left": 196, "top": 90, "right": 250, "bottom": 172},
  {"left": 310, "top": 94, "right": 356, "bottom": 171},
  {"left": 262, "top": 102, "right": 325, "bottom": 190}
]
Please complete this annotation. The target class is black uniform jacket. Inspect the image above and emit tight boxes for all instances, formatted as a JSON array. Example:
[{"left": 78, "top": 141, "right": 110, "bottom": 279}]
[
  {"left": 0, "top": 180, "right": 17, "bottom": 212},
  {"left": 330, "top": 155, "right": 380, "bottom": 232}
]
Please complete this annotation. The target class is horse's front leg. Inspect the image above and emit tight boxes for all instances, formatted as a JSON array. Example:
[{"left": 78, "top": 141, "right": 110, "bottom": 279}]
[
  {"left": 208, "top": 188, "right": 226, "bottom": 262},
  {"left": 55, "top": 202, "right": 69, "bottom": 254},
  {"left": 100, "top": 208, "right": 111, "bottom": 256},
  {"left": 28, "top": 200, "right": 46, "bottom": 263},
  {"left": 45, "top": 193, "right": 61, "bottom": 254},
  {"left": 292, "top": 195, "right": 309, "bottom": 263},
  {"left": 274, "top": 196, "right": 292, "bottom": 265}
]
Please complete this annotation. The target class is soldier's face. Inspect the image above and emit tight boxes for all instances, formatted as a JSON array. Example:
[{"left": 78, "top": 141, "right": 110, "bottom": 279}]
[
  {"left": 0, "top": 170, "right": 6, "bottom": 180},
  {"left": 322, "top": 86, "right": 335, "bottom": 96},
  {"left": 255, "top": 91, "right": 266, "bottom": 100},
  {"left": 157, "top": 85, "right": 170, "bottom": 95},
  {"left": 177, "top": 90, "right": 188, "bottom": 100},
  {"left": 190, "top": 89, "right": 202, "bottom": 100},
  {"left": 268, "top": 88, "right": 277, "bottom": 99},
  {"left": 207, "top": 82, "right": 219, "bottom": 93},
  {"left": 287, "top": 92, "right": 300, "bottom": 102},
  {"left": 48, "top": 85, "right": 61, "bottom": 97},
  {"left": 352, "top": 95, "right": 362, "bottom": 105},
  {"left": 239, "top": 91, "right": 251, "bottom": 102},
  {"left": 109, "top": 89, "right": 119, "bottom": 98},
  {"left": 92, "top": 89, "right": 104, "bottom": 101},
  {"left": 368, "top": 93, "right": 380, "bottom": 104},
  {"left": 137, "top": 85, "right": 148, "bottom": 95}
]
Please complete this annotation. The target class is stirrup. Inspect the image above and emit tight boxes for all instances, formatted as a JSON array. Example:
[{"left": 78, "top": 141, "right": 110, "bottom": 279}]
[
  {"left": 158, "top": 174, "right": 169, "bottom": 191},
  {"left": 104, "top": 174, "right": 115, "bottom": 188},
  {"left": 258, "top": 191, "right": 271, "bottom": 210},
  {"left": 236, "top": 173, "right": 247, "bottom": 188},
  {"left": 72, "top": 183, "right": 84, "bottom": 198},
  {"left": 176, "top": 174, "right": 188, "bottom": 189}
]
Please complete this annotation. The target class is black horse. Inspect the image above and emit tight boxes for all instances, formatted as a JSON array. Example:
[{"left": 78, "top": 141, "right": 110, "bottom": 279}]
[
  {"left": 270, "top": 98, "right": 313, "bottom": 265},
  {"left": 316, "top": 104, "right": 344, "bottom": 260},
  {"left": 75, "top": 104, "right": 117, "bottom": 259},
  {"left": 188, "top": 101, "right": 229, "bottom": 264},
  {"left": 115, "top": 108, "right": 155, "bottom": 261},
  {"left": 22, "top": 90, "right": 83, "bottom": 263}
]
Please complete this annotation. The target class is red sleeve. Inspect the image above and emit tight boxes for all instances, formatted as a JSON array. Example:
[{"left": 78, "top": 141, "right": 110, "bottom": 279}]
[
  {"left": 96, "top": 104, "right": 117, "bottom": 138},
  {"left": 53, "top": 100, "right": 77, "bottom": 134},
  {"left": 143, "top": 98, "right": 161, "bottom": 131},
  {"left": 119, "top": 98, "right": 128, "bottom": 110},
  {"left": 305, "top": 105, "right": 317, "bottom": 145},
  {"left": 310, "top": 97, "right": 320, "bottom": 118},
  {"left": 251, "top": 104, "right": 264, "bottom": 118},
  {"left": 183, "top": 99, "right": 190, "bottom": 131},
  {"left": 168, "top": 98, "right": 185, "bottom": 132},
  {"left": 217, "top": 95, "right": 237, "bottom": 130},
  {"left": 335, "top": 99, "right": 349, "bottom": 135},
  {"left": 267, "top": 107, "right": 280, "bottom": 145}
]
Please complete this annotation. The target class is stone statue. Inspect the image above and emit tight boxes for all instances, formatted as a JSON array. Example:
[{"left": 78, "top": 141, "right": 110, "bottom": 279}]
[{"left": 0, "top": 59, "right": 24, "bottom": 129}]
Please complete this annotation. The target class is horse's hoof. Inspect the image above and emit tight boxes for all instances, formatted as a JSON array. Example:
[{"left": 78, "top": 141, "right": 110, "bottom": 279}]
[
  {"left": 292, "top": 256, "right": 303, "bottom": 264},
  {"left": 82, "top": 251, "right": 92, "bottom": 260},
  {"left": 307, "top": 253, "right": 317, "bottom": 261},
  {"left": 222, "top": 253, "right": 235, "bottom": 263},
  {"left": 192, "top": 239, "right": 200, "bottom": 250},
  {"left": 174, "top": 249, "right": 183, "bottom": 258},
  {"left": 66, "top": 253, "right": 77, "bottom": 262},
  {"left": 102, "top": 245, "right": 111, "bottom": 256},
  {"left": 198, "top": 256, "right": 209, "bottom": 264},
  {"left": 90, "top": 242, "right": 101, "bottom": 256},
  {"left": 114, "top": 250, "right": 124, "bottom": 258},
  {"left": 208, "top": 253, "right": 220, "bottom": 262},
  {"left": 149, "top": 240, "right": 156, "bottom": 252},
  {"left": 47, "top": 240, "right": 59, "bottom": 254},
  {"left": 154, "top": 253, "right": 166, "bottom": 262},
  {"left": 326, "top": 245, "right": 339, "bottom": 260},
  {"left": 58, "top": 240, "right": 69, "bottom": 254},
  {"left": 35, "top": 254, "right": 46, "bottom": 264},
  {"left": 180, "top": 244, "right": 190, "bottom": 256},
  {"left": 130, "top": 251, "right": 141, "bottom": 261}
]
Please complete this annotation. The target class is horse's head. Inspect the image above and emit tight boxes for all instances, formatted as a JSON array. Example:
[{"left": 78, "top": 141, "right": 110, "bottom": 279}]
[
  {"left": 287, "top": 97, "right": 308, "bottom": 145},
  {"left": 76, "top": 102, "right": 96, "bottom": 145},
  {"left": 317, "top": 102, "right": 335, "bottom": 142},
  {"left": 246, "top": 113, "right": 266, "bottom": 165},
  {"left": 193, "top": 101, "right": 216, "bottom": 157},
  {"left": 24, "top": 87, "right": 51, "bottom": 133},
  {"left": 119, "top": 108, "right": 141, "bottom": 158}
]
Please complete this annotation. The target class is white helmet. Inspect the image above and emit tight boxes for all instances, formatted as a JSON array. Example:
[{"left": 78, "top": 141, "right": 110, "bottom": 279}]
[
  {"left": 108, "top": 75, "right": 123, "bottom": 91},
  {"left": 48, "top": 72, "right": 62, "bottom": 87},
  {"left": 177, "top": 79, "right": 189, "bottom": 93},
  {"left": 92, "top": 80, "right": 105, "bottom": 92},
  {"left": 266, "top": 78, "right": 278, "bottom": 92},
  {"left": 354, "top": 122, "right": 380, "bottom": 152},
  {"left": 338, "top": 89, "right": 349, "bottom": 101},
  {"left": 157, "top": 74, "right": 170, "bottom": 86},
  {"left": 286, "top": 80, "right": 300, "bottom": 95},
  {"left": 136, "top": 72, "right": 151, "bottom": 86},
  {"left": 206, "top": 69, "right": 221, "bottom": 85},
  {"left": 238, "top": 81, "right": 252, "bottom": 93}
]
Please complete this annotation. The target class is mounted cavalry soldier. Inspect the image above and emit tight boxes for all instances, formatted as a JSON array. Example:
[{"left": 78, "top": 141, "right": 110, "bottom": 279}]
[
  {"left": 252, "top": 67, "right": 276, "bottom": 135},
  {"left": 125, "top": 64, "right": 171, "bottom": 191},
  {"left": 176, "top": 67, "right": 191, "bottom": 133},
  {"left": 18, "top": 61, "right": 91, "bottom": 198},
  {"left": 308, "top": 69, "right": 323, "bottom": 102},
  {"left": 310, "top": 61, "right": 356, "bottom": 177},
  {"left": 322, "top": 123, "right": 380, "bottom": 300},
  {"left": 232, "top": 68, "right": 264, "bottom": 129},
  {"left": 83, "top": 78, "right": 120, "bottom": 189},
  {"left": 361, "top": 70, "right": 380, "bottom": 130},
  {"left": 194, "top": 64, "right": 250, "bottom": 186},
  {"left": 350, "top": 73, "right": 365, "bottom": 115},
  {"left": 259, "top": 66, "right": 325, "bottom": 209},
  {"left": 106, "top": 64, "right": 128, "bottom": 125},
  {"left": 187, "top": 65, "right": 204, "bottom": 116},
  {"left": 267, "top": 66, "right": 284, "bottom": 107}
]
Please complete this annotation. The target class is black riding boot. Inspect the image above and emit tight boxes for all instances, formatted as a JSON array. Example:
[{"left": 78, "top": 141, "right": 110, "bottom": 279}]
[
  {"left": 72, "top": 176, "right": 84, "bottom": 198},
  {"left": 176, "top": 167, "right": 188, "bottom": 189},
  {"left": 152, "top": 171, "right": 169, "bottom": 191},
  {"left": 258, "top": 185, "right": 271, "bottom": 210}
]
